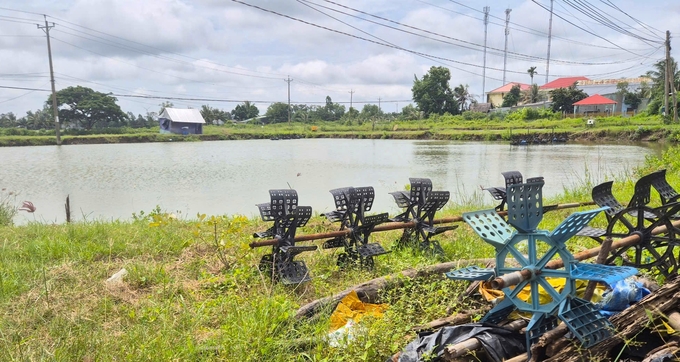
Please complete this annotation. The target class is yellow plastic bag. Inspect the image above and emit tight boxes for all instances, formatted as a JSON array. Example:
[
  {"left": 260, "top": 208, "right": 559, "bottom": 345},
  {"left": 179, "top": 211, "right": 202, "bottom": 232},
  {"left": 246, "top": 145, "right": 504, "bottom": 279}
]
[
  {"left": 479, "top": 278, "right": 605, "bottom": 305},
  {"left": 329, "top": 290, "right": 388, "bottom": 331}
]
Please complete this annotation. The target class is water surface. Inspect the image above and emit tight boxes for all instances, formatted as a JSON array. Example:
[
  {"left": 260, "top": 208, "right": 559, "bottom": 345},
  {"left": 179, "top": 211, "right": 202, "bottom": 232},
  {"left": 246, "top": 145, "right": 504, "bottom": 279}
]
[{"left": 0, "top": 139, "right": 659, "bottom": 224}]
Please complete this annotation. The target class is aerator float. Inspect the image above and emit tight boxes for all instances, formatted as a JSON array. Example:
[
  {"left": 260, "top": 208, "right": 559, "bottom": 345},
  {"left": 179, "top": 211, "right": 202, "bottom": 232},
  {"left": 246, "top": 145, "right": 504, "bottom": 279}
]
[
  {"left": 446, "top": 176, "right": 638, "bottom": 355},
  {"left": 389, "top": 178, "right": 457, "bottom": 254},
  {"left": 253, "top": 189, "right": 315, "bottom": 284},
  {"left": 321, "top": 186, "right": 390, "bottom": 269},
  {"left": 249, "top": 170, "right": 680, "bottom": 287}
]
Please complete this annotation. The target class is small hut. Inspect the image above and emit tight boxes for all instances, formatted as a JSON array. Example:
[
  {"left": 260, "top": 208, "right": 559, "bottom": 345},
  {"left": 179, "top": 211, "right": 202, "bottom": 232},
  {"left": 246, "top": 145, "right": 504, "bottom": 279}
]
[
  {"left": 158, "top": 108, "right": 205, "bottom": 135},
  {"left": 573, "top": 94, "right": 617, "bottom": 116}
]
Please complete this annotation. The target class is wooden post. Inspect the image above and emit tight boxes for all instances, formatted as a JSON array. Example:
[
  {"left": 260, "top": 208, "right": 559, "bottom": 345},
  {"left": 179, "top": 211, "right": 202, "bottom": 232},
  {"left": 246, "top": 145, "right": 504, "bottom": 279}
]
[{"left": 65, "top": 195, "right": 71, "bottom": 223}]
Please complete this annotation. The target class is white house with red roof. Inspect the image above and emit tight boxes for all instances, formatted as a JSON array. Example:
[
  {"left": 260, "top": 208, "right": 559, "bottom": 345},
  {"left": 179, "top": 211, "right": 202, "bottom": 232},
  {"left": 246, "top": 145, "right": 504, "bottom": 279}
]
[{"left": 573, "top": 94, "right": 617, "bottom": 115}]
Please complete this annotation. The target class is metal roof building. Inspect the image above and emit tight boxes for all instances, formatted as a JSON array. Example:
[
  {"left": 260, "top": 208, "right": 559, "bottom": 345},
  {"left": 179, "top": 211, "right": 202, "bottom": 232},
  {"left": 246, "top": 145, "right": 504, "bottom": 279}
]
[{"left": 158, "top": 108, "right": 206, "bottom": 135}]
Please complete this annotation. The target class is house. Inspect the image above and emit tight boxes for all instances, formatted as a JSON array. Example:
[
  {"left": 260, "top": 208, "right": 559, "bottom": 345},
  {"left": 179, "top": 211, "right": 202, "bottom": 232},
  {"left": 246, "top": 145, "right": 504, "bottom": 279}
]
[
  {"left": 576, "top": 77, "right": 651, "bottom": 113},
  {"left": 572, "top": 94, "right": 617, "bottom": 115},
  {"left": 540, "top": 76, "right": 590, "bottom": 91},
  {"left": 486, "top": 82, "right": 531, "bottom": 107},
  {"left": 469, "top": 102, "right": 492, "bottom": 113},
  {"left": 158, "top": 108, "right": 205, "bottom": 135}
]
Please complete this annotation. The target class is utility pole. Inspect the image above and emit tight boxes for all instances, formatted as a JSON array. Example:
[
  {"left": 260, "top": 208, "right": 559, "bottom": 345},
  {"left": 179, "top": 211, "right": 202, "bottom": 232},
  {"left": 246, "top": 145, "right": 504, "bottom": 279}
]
[
  {"left": 503, "top": 9, "right": 512, "bottom": 84},
  {"left": 349, "top": 89, "right": 355, "bottom": 113},
  {"left": 482, "top": 6, "right": 490, "bottom": 101},
  {"left": 284, "top": 76, "right": 293, "bottom": 124},
  {"left": 38, "top": 15, "right": 61, "bottom": 145},
  {"left": 545, "top": 0, "right": 554, "bottom": 85},
  {"left": 665, "top": 31, "right": 670, "bottom": 120},
  {"left": 378, "top": 97, "right": 381, "bottom": 113},
  {"left": 666, "top": 31, "right": 677, "bottom": 123}
]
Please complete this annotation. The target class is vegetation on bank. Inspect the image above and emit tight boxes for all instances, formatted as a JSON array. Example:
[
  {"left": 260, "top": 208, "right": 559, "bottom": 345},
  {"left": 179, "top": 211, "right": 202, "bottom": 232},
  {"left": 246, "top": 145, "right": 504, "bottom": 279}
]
[
  {"left": 0, "top": 144, "right": 678, "bottom": 361},
  {"left": 0, "top": 112, "right": 677, "bottom": 147}
]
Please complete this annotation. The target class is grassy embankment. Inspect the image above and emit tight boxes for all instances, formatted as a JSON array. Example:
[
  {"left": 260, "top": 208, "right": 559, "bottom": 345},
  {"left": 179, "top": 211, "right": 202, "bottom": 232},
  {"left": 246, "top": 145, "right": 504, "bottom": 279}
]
[
  {"left": 0, "top": 114, "right": 677, "bottom": 147},
  {"left": 1, "top": 145, "right": 678, "bottom": 361}
]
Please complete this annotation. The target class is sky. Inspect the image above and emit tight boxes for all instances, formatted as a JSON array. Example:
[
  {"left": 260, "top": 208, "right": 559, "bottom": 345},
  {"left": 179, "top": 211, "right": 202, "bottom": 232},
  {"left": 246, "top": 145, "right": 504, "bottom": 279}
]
[{"left": 0, "top": 0, "right": 678, "bottom": 117}]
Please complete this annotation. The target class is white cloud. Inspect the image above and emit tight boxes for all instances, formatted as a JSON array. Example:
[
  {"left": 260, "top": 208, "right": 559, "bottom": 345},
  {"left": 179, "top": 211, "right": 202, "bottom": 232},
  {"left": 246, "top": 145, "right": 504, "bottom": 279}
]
[{"left": 0, "top": 0, "right": 678, "bottom": 117}]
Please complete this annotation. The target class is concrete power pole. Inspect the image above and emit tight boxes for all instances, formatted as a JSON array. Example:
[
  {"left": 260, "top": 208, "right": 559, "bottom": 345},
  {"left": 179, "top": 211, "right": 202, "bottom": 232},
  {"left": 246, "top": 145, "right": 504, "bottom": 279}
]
[
  {"left": 349, "top": 89, "right": 355, "bottom": 114},
  {"left": 284, "top": 76, "right": 293, "bottom": 123},
  {"left": 38, "top": 15, "right": 61, "bottom": 145},
  {"left": 545, "top": 0, "right": 554, "bottom": 85},
  {"left": 665, "top": 31, "right": 677, "bottom": 123},
  {"left": 482, "top": 6, "right": 490, "bottom": 101},
  {"left": 503, "top": 9, "right": 512, "bottom": 84}
]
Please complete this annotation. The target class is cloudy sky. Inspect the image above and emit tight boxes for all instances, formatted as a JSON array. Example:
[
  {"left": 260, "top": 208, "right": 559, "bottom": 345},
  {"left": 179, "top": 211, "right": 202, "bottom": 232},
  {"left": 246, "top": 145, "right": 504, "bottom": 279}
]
[{"left": 0, "top": 0, "right": 678, "bottom": 117}]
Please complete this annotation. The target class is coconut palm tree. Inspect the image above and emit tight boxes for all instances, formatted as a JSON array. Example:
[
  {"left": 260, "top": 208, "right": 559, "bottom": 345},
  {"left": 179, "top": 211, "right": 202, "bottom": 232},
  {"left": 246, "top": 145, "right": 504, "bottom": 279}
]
[
  {"left": 521, "top": 84, "right": 543, "bottom": 104},
  {"left": 527, "top": 66, "right": 538, "bottom": 85},
  {"left": 453, "top": 84, "right": 472, "bottom": 111}
]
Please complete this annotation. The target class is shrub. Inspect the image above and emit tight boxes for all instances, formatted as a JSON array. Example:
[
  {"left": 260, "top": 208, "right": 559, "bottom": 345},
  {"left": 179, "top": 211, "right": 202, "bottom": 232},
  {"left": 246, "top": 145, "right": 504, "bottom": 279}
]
[{"left": 0, "top": 189, "right": 17, "bottom": 226}]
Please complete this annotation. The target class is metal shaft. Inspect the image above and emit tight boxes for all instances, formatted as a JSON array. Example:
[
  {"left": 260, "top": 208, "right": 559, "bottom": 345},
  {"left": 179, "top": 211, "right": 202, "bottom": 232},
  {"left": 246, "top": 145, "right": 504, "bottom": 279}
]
[
  {"left": 249, "top": 201, "right": 594, "bottom": 248},
  {"left": 489, "top": 220, "right": 680, "bottom": 289}
]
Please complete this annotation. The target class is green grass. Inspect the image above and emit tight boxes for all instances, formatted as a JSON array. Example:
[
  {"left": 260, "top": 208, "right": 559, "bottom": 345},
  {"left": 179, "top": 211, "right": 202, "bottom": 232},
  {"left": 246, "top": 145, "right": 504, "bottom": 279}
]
[
  {"left": 0, "top": 113, "right": 677, "bottom": 146},
  {"left": 1, "top": 146, "right": 679, "bottom": 361}
]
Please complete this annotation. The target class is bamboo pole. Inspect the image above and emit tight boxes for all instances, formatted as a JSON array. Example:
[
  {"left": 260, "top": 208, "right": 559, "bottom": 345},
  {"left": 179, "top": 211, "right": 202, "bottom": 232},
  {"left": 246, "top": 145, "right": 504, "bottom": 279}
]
[{"left": 249, "top": 201, "right": 595, "bottom": 248}]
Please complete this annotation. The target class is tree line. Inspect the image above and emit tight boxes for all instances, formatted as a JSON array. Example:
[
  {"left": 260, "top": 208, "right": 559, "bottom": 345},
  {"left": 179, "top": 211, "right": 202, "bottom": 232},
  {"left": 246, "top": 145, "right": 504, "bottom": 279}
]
[{"left": 1, "top": 58, "right": 678, "bottom": 131}]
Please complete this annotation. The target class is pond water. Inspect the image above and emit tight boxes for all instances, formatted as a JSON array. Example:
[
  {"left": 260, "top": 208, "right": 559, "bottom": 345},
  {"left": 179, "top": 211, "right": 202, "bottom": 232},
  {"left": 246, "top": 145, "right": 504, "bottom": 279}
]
[{"left": 0, "top": 139, "right": 662, "bottom": 224}]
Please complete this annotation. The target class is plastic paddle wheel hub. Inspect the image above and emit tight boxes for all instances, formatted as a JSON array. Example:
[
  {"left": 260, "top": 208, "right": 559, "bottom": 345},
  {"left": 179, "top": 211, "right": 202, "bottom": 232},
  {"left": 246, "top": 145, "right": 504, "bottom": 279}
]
[
  {"left": 592, "top": 170, "right": 680, "bottom": 277},
  {"left": 321, "top": 186, "right": 390, "bottom": 269},
  {"left": 447, "top": 176, "right": 637, "bottom": 357},
  {"left": 389, "top": 178, "right": 457, "bottom": 255},
  {"left": 253, "top": 189, "right": 316, "bottom": 284}
]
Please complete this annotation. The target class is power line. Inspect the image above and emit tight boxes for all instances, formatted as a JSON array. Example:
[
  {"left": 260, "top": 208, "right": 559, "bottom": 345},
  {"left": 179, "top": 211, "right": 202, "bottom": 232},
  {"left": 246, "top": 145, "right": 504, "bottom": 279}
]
[
  {"left": 310, "top": 0, "right": 644, "bottom": 66},
  {"left": 51, "top": 27, "right": 284, "bottom": 80},
  {"left": 46, "top": 15, "right": 291, "bottom": 80},
  {"left": 437, "top": 0, "right": 653, "bottom": 52},
  {"left": 297, "top": 0, "right": 493, "bottom": 80},
  {"left": 530, "top": 0, "right": 650, "bottom": 57},
  {"left": 0, "top": 85, "right": 50, "bottom": 92},
  {"left": 230, "top": 0, "right": 584, "bottom": 76},
  {"left": 561, "top": 0, "right": 663, "bottom": 44}
]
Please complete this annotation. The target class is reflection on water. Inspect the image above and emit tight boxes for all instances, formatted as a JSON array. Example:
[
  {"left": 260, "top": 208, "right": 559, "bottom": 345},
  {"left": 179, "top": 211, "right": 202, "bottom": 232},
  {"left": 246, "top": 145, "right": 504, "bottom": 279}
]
[{"left": 0, "top": 139, "right": 660, "bottom": 224}]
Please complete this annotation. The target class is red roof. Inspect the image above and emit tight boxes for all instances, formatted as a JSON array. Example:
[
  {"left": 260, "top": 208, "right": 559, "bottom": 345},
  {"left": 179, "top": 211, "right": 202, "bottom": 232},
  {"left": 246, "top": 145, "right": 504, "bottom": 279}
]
[
  {"left": 573, "top": 94, "right": 617, "bottom": 106},
  {"left": 540, "top": 76, "right": 589, "bottom": 90},
  {"left": 487, "top": 82, "right": 531, "bottom": 94}
]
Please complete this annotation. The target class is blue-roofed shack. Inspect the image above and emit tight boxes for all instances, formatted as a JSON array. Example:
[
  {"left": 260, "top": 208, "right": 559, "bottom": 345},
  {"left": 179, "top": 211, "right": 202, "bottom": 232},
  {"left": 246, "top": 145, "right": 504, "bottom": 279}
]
[{"left": 158, "top": 108, "right": 205, "bottom": 135}]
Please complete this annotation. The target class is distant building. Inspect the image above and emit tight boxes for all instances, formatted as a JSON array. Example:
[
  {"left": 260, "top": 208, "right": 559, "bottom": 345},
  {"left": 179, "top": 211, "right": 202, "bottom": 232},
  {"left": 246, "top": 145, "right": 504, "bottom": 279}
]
[
  {"left": 486, "top": 82, "right": 531, "bottom": 107},
  {"left": 469, "top": 102, "right": 491, "bottom": 113},
  {"left": 158, "top": 108, "right": 205, "bottom": 135},
  {"left": 576, "top": 77, "right": 651, "bottom": 113},
  {"left": 573, "top": 94, "right": 617, "bottom": 115},
  {"left": 540, "top": 76, "right": 590, "bottom": 91}
]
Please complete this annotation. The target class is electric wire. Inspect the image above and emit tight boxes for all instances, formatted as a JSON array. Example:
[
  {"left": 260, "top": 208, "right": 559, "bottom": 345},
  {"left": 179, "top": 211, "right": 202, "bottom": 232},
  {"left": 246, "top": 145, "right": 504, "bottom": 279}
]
[{"left": 313, "top": 0, "right": 645, "bottom": 66}]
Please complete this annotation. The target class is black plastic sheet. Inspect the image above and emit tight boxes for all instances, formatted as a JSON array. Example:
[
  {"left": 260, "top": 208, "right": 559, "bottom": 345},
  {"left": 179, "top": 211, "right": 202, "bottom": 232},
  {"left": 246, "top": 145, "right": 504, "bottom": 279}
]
[{"left": 392, "top": 323, "right": 525, "bottom": 362}]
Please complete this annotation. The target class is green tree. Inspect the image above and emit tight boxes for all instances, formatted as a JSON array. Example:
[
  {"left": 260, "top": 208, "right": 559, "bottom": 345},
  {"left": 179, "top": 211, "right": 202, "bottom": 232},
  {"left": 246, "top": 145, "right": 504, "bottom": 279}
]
[
  {"left": 527, "top": 66, "right": 538, "bottom": 84},
  {"left": 292, "top": 104, "right": 311, "bottom": 122},
  {"left": 453, "top": 84, "right": 473, "bottom": 111},
  {"left": 265, "top": 102, "right": 290, "bottom": 123},
  {"left": 359, "top": 104, "right": 382, "bottom": 119},
  {"left": 644, "top": 58, "right": 679, "bottom": 115},
  {"left": 48, "top": 86, "right": 126, "bottom": 130},
  {"left": 311, "top": 96, "right": 345, "bottom": 121},
  {"left": 0, "top": 112, "right": 17, "bottom": 128},
  {"left": 401, "top": 104, "right": 423, "bottom": 120},
  {"left": 521, "top": 84, "right": 543, "bottom": 104},
  {"left": 231, "top": 101, "right": 259, "bottom": 121},
  {"left": 159, "top": 101, "right": 174, "bottom": 115},
  {"left": 23, "top": 106, "right": 52, "bottom": 130},
  {"left": 501, "top": 84, "right": 522, "bottom": 107},
  {"left": 411, "top": 66, "right": 459, "bottom": 117},
  {"left": 549, "top": 83, "right": 588, "bottom": 114},
  {"left": 200, "top": 105, "right": 230, "bottom": 125}
]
